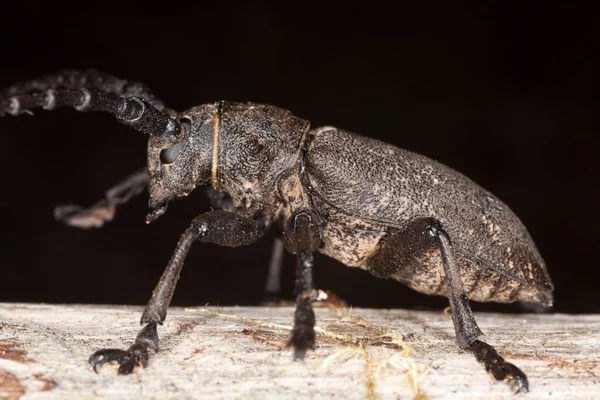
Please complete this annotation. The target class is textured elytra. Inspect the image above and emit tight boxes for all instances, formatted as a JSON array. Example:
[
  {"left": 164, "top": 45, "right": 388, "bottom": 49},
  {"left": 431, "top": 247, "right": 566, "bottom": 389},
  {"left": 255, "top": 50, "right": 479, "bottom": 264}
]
[{"left": 305, "top": 127, "right": 553, "bottom": 305}]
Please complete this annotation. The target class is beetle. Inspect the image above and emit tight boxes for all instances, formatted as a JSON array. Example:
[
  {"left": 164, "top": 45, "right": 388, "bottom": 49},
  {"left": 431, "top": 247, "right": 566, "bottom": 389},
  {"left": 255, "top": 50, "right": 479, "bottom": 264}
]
[{"left": 0, "top": 69, "right": 553, "bottom": 393}]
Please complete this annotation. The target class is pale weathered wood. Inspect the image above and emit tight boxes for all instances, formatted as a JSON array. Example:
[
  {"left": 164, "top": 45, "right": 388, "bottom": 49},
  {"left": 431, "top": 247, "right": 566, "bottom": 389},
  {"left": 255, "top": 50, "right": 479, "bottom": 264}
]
[{"left": 0, "top": 303, "right": 598, "bottom": 400}]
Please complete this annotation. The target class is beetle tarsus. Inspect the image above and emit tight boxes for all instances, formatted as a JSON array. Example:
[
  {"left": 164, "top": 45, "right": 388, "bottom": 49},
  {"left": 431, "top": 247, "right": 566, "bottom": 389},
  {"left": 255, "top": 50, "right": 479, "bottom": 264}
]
[
  {"left": 470, "top": 340, "right": 529, "bottom": 393},
  {"left": 89, "top": 323, "right": 156, "bottom": 374},
  {"left": 88, "top": 345, "right": 149, "bottom": 375},
  {"left": 89, "top": 349, "right": 128, "bottom": 373},
  {"left": 288, "top": 295, "right": 316, "bottom": 359},
  {"left": 292, "top": 346, "right": 307, "bottom": 361}
]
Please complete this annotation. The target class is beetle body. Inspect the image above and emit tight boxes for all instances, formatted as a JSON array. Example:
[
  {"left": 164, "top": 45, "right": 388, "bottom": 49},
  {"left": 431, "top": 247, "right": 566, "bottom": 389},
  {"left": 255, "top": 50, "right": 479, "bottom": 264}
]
[
  {"left": 0, "top": 70, "right": 552, "bottom": 391},
  {"left": 153, "top": 101, "right": 553, "bottom": 306}
]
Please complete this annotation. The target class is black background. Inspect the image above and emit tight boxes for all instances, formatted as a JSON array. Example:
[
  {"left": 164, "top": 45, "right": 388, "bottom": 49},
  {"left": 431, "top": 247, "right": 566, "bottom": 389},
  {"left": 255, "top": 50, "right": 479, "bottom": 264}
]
[{"left": 1, "top": 1, "right": 598, "bottom": 313}]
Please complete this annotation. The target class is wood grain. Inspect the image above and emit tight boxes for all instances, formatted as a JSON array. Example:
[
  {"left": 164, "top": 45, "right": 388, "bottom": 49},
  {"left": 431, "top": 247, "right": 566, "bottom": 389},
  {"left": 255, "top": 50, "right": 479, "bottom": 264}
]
[{"left": 0, "top": 303, "right": 598, "bottom": 399}]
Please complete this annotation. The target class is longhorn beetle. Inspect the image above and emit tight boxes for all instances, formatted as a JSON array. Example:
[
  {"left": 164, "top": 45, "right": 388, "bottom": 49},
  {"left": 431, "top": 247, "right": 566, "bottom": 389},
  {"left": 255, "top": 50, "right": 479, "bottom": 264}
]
[{"left": 0, "top": 70, "right": 553, "bottom": 393}]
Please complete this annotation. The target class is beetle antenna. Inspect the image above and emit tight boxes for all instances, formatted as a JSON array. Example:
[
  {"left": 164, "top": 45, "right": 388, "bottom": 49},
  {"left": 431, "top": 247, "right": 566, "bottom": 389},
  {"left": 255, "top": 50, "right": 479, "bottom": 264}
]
[
  {"left": 0, "top": 69, "right": 165, "bottom": 110},
  {"left": 0, "top": 70, "right": 181, "bottom": 141}
]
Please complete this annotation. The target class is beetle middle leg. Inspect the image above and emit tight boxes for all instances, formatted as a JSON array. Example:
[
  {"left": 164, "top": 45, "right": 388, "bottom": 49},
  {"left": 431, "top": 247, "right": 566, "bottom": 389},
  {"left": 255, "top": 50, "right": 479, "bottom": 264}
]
[
  {"left": 367, "top": 218, "right": 529, "bottom": 393},
  {"left": 264, "top": 237, "right": 286, "bottom": 298},
  {"left": 284, "top": 211, "right": 322, "bottom": 359},
  {"left": 89, "top": 210, "right": 266, "bottom": 374}
]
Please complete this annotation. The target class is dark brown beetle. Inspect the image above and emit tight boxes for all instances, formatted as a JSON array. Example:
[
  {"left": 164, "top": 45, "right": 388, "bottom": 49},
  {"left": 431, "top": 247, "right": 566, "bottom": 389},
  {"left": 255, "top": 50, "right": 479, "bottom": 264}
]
[{"left": 0, "top": 70, "right": 553, "bottom": 393}]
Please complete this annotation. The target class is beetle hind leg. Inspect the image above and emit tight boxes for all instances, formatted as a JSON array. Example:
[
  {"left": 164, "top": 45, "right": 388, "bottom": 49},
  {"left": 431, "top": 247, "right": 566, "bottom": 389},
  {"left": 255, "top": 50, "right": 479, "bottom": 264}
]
[
  {"left": 429, "top": 222, "right": 528, "bottom": 393},
  {"left": 367, "top": 218, "right": 528, "bottom": 393}
]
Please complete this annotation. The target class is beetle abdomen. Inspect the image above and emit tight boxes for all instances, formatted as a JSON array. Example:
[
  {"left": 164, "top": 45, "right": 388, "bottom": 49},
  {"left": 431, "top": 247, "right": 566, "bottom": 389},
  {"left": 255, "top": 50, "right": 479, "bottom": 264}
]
[{"left": 305, "top": 127, "right": 553, "bottom": 305}]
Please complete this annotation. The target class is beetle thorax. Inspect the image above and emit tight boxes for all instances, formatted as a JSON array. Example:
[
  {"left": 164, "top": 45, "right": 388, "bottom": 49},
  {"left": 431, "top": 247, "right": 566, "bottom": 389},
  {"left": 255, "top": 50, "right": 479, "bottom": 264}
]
[{"left": 211, "top": 102, "right": 311, "bottom": 211}]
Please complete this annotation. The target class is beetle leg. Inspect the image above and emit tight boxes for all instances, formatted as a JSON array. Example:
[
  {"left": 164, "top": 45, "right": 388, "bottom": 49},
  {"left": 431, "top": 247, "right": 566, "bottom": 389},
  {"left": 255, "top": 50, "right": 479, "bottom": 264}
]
[
  {"left": 204, "top": 188, "right": 286, "bottom": 300},
  {"left": 264, "top": 237, "right": 286, "bottom": 298},
  {"left": 54, "top": 168, "right": 148, "bottom": 229},
  {"left": 288, "top": 250, "right": 316, "bottom": 360},
  {"left": 428, "top": 221, "right": 529, "bottom": 394},
  {"left": 284, "top": 211, "right": 322, "bottom": 359},
  {"left": 89, "top": 210, "right": 266, "bottom": 374},
  {"left": 366, "top": 218, "right": 528, "bottom": 393}
]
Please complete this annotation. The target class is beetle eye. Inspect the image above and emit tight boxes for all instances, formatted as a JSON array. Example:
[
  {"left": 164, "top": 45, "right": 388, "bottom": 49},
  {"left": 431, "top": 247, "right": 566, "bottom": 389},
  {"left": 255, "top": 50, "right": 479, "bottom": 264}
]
[{"left": 160, "top": 118, "right": 191, "bottom": 164}]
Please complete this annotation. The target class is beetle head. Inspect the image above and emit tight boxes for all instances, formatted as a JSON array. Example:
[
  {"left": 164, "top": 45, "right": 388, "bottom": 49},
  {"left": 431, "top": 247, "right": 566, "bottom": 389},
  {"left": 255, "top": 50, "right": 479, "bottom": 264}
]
[
  {"left": 146, "top": 104, "right": 216, "bottom": 222},
  {"left": 145, "top": 102, "right": 309, "bottom": 222}
]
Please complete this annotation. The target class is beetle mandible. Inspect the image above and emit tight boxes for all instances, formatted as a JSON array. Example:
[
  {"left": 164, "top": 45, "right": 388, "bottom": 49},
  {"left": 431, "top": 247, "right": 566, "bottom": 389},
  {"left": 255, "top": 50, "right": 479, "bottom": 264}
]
[{"left": 0, "top": 70, "right": 553, "bottom": 393}]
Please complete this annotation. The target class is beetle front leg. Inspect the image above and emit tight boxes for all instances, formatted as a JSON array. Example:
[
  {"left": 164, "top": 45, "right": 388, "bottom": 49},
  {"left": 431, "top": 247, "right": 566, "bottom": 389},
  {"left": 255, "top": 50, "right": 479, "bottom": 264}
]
[
  {"left": 428, "top": 222, "right": 529, "bottom": 393},
  {"left": 89, "top": 210, "right": 265, "bottom": 374},
  {"left": 204, "top": 187, "right": 286, "bottom": 300},
  {"left": 284, "top": 211, "right": 321, "bottom": 359}
]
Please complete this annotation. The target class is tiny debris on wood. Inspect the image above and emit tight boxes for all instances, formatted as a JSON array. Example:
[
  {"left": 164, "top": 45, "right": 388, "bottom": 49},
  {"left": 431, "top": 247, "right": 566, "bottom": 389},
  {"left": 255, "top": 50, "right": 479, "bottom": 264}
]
[{"left": 0, "top": 303, "right": 598, "bottom": 400}]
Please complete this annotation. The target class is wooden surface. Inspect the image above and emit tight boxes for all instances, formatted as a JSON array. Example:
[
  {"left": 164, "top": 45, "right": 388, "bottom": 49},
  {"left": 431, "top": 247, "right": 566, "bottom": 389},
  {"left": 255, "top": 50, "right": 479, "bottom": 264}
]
[{"left": 0, "top": 303, "right": 598, "bottom": 400}]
